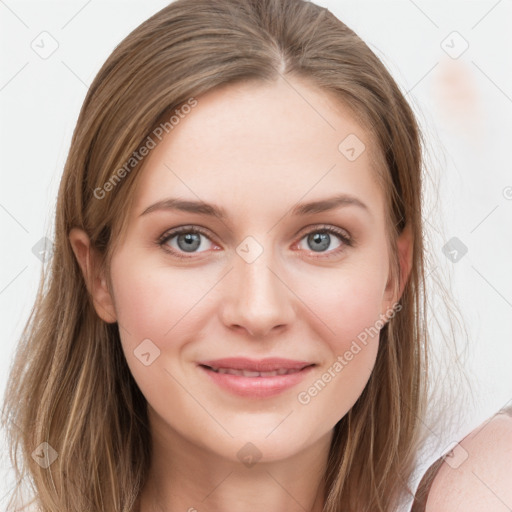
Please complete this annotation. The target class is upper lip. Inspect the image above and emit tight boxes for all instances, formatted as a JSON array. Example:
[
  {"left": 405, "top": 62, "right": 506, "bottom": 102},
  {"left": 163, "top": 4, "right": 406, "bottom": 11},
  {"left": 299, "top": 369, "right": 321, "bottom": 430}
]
[{"left": 198, "top": 357, "right": 315, "bottom": 372}]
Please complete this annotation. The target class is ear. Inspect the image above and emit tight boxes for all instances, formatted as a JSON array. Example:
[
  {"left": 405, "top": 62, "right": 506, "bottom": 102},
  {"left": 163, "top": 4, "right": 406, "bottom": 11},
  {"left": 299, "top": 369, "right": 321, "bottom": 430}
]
[
  {"left": 68, "top": 228, "right": 117, "bottom": 323},
  {"left": 383, "top": 222, "right": 414, "bottom": 312}
]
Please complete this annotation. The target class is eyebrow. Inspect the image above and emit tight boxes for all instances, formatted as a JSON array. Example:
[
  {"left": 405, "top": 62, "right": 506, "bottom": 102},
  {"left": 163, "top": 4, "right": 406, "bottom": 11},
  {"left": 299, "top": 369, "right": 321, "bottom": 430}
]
[{"left": 139, "top": 193, "right": 370, "bottom": 219}]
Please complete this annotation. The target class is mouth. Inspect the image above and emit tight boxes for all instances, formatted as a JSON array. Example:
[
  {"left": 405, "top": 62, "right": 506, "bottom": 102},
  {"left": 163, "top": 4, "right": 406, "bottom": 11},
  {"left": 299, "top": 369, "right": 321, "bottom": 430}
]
[
  {"left": 197, "top": 357, "right": 316, "bottom": 398},
  {"left": 203, "top": 366, "right": 306, "bottom": 377}
]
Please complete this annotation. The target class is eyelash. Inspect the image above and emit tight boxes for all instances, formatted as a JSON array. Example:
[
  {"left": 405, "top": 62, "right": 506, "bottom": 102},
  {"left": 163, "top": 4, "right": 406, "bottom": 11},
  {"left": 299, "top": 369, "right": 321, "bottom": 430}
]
[{"left": 156, "top": 224, "right": 353, "bottom": 260}]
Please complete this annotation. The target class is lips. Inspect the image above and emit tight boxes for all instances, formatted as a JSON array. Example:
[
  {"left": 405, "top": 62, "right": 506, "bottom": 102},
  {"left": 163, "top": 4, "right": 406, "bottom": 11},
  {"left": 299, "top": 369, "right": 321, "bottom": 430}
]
[
  {"left": 197, "top": 357, "right": 316, "bottom": 398},
  {"left": 198, "top": 357, "right": 314, "bottom": 372},
  {"left": 207, "top": 367, "right": 302, "bottom": 377}
]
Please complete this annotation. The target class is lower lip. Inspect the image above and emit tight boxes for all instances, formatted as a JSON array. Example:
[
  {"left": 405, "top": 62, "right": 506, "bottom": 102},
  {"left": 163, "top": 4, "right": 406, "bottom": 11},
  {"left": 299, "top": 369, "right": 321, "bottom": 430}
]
[{"left": 199, "top": 365, "right": 315, "bottom": 398}]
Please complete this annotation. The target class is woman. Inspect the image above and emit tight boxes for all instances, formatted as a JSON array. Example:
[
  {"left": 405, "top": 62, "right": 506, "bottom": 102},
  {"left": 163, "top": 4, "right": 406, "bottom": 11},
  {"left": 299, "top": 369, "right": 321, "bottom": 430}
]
[{"left": 1, "top": 0, "right": 507, "bottom": 510}]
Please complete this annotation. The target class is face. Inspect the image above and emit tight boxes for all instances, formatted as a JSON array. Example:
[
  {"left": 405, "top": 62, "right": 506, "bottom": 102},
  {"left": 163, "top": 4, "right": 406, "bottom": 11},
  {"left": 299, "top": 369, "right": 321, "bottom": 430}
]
[{"left": 88, "top": 76, "right": 408, "bottom": 463}]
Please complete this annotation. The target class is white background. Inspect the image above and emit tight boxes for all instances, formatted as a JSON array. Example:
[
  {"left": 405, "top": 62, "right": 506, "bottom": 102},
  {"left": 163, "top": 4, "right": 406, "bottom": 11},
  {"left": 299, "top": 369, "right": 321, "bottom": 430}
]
[{"left": 1, "top": 0, "right": 511, "bottom": 509}]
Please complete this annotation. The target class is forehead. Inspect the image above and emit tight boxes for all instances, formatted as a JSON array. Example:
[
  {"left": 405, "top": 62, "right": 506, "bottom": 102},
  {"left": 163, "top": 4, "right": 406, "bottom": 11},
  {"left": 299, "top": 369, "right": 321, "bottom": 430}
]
[{"left": 130, "top": 76, "right": 386, "bottom": 223}]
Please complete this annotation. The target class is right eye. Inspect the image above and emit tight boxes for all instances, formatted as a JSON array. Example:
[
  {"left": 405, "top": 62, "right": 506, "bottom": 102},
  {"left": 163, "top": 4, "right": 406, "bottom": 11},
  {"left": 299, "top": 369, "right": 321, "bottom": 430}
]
[{"left": 157, "top": 226, "right": 219, "bottom": 259}]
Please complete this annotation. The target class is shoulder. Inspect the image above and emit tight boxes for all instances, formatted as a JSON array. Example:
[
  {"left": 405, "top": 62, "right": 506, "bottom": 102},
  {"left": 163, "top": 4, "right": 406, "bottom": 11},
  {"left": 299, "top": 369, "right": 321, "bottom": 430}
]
[{"left": 425, "top": 411, "right": 512, "bottom": 511}]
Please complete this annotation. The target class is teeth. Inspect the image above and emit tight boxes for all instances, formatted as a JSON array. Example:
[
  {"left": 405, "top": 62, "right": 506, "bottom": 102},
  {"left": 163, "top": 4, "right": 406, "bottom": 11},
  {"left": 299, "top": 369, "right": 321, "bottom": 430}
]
[
  {"left": 260, "top": 370, "right": 278, "bottom": 377},
  {"left": 242, "top": 370, "right": 261, "bottom": 377},
  {"left": 209, "top": 367, "right": 301, "bottom": 377}
]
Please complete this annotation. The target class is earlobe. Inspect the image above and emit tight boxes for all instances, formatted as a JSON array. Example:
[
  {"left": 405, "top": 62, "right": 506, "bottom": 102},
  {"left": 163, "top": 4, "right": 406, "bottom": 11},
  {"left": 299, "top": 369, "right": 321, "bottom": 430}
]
[
  {"left": 68, "top": 228, "right": 117, "bottom": 323},
  {"left": 382, "top": 223, "right": 414, "bottom": 314},
  {"left": 396, "top": 222, "right": 413, "bottom": 300}
]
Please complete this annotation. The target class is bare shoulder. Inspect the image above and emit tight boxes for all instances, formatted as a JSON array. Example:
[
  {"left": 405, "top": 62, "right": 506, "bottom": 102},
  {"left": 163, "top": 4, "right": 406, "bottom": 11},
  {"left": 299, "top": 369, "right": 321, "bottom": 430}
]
[{"left": 425, "top": 411, "right": 512, "bottom": 511}]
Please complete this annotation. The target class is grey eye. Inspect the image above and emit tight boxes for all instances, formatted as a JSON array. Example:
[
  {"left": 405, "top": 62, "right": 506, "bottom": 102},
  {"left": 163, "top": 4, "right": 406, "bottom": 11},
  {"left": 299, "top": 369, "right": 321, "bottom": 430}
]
[
  {"left": 176, "top": 233, "right": 202, "bottom": 252},
  {"left": 299, "top": 231, "right": 343, "bottom": 253}
]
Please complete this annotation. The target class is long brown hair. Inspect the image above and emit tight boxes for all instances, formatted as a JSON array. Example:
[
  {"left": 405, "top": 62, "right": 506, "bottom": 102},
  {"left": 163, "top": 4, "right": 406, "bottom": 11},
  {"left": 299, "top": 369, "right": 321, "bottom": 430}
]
[{"left": 1, "top": 0, "right": 464, "bottom": 510}]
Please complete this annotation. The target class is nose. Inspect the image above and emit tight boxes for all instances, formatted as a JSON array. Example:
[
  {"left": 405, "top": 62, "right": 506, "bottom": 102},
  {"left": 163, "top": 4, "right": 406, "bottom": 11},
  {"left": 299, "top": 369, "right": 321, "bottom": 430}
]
[{"left": 220, "top": 244, "right": 296, "bottom": 338}]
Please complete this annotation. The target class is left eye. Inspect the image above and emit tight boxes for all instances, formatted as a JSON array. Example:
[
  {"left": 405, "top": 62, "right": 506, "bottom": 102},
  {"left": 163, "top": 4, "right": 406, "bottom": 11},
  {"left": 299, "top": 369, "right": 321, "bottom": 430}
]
[
  {"left": 297, "top": 229, "right": 345, "bottom": 254},
  {"left": 158, "top": 225, "right": 352, "bottom": 259},
  {"left": 294, "top": 225, "right": 352, "bottom": 258}
]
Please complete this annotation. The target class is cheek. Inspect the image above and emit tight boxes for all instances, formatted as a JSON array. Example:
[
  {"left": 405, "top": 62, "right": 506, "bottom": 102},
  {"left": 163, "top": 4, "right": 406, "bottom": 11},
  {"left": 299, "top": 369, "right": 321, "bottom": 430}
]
[
  {"left": 291, "top": 259, "right": 388, "bottom": 351},
  {"left": 109, "top": 253, "right": 208, "bottom": 347},
  {"left": 109, "top": 256, "right": 209, "bottom": 409},
  {"left": 290, "top": 262, "right": 387, "bottom": 420}
]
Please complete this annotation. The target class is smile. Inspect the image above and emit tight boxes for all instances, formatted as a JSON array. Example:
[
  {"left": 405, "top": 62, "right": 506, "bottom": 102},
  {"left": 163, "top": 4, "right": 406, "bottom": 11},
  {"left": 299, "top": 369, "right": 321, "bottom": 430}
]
[
  {"left": 197, "top": 358, "right": 316, "bottom": 398},
  {"left": 206, "top": 367, "right": 303, "bottom": 377}
]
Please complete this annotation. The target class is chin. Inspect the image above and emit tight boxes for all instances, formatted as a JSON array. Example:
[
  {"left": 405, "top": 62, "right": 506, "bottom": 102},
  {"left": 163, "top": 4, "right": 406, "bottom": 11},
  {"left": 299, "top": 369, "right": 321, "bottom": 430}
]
[{"left": 212, "top": 422, "right": 321, "bottom": 465}]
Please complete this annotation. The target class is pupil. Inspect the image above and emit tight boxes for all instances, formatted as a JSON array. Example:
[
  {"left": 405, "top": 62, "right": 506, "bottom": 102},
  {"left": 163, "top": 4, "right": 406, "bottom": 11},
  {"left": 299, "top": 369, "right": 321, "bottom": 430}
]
[
  {"left": 178, "top": 233, "right": 200, "bottom": 252},
  {"left": 309, "top": 232, "right": 329, "bottom": 252}
]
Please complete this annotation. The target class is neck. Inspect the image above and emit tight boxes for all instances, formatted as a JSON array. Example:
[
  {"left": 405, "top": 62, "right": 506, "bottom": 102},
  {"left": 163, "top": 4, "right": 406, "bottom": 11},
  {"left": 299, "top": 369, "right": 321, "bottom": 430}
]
[{"left": 136, "top": 408, "right": 332, "bottom": 512}]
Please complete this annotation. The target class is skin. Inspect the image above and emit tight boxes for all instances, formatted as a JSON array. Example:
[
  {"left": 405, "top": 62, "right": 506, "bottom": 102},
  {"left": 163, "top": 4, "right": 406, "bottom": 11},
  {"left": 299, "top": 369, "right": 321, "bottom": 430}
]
[
  {"left": 70, "top": 76, "right": 413, "bottom": 512},
  {"left": 426, "top": 412, "right": 512, "bottom": 511}
]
